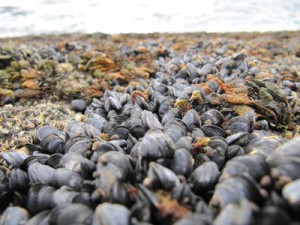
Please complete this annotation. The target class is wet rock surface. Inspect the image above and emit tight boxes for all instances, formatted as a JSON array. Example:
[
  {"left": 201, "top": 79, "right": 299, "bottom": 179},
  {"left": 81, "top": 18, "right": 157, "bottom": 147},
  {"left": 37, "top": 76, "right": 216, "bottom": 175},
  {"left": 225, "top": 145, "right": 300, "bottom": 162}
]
[{"left": 1, "top": 31, "right": 300, "bottom": 224}]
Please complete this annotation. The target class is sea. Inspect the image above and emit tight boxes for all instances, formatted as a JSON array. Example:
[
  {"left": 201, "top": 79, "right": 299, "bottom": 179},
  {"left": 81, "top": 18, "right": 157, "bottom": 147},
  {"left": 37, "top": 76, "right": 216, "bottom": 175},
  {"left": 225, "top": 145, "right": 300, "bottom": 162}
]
[{"left": 0, "top": 0, "right": 300, "bottom": 38}]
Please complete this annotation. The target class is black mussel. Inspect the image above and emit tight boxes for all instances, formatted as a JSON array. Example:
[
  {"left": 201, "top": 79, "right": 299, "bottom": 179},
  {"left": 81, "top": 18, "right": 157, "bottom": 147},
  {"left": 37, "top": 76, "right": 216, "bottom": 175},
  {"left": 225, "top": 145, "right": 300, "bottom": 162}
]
[
  {"left": 130, "top": 185, "right": 158, "bottom": 223},
  {"left": 143, "top": 162, "right": 179, "bottom": 191},
  {"left": 67, "top": 121, "right": 85, "bottom": 137},
  {"left": 51, "top": 186, "right": 80, "bottom": 207},
  {"left": 213, "top": 199, "right": 252, "bottom": 225},
  {"left": 226, "top": 132, "right": 250, "bottom": 147},
  {"left": 225, "top": 116, "right": 250, "bottom": 135},
  {"left": 202, "top": 109, "right": 224, "bottom": 126},
  {"left": 49, "top": 203, "right": 94, "bottom": 225},
  {"left": 282, "top": 178, "right": 300, "bottom": 212},
  {"left": 193, "top": 153, "right": 211, "bottom": 169},
  {"left": 0, "top": 167, "right": 11, "bottom": 211},
  {"left": 92, "top": 203, "right": 130, "bottom": 225},
  {"left": 47, "top": 153, "right": 63, "bottom": 168},
  {"left": 226, "top": 145, "right": 245, "bottom": 160},
  {"left": 255, "top": 206, "right": 291, "bottom": 225},
  {"left": 51, "top": 168, "right": 83, "bottom": 191},
  {"left": 158, "top": 98, "right": 175, "bottom": 119},
  {"left": 93, "top": 163, "right": 123, "bottom": 198},
  {"left": 161, "top": 108, "right": 181, "bottom": 126},
  {"left": 267, "top": 136, "right": 300, "bottom": 159},
  {"left": 64, "top": 136, "right": 93, "bottom": 156},
  {"left": 209, "top": 174, "right": 263, "bottom": 212},
  {"left": 104, "top": 97, "right": 122, "bottom": 112},
  {"left": 130, "top": 125, "right": 148, "bottom": 139},
  {"left": 98, "top": 151, "right": 132, "bottom": 179},
  {"left": 24, "top": 152, "right": 50, "bottom": 166},
  {"left": 188, "top": 161, "right": 219, "bottom": 196},
  {"left": 171, "top": 182, "right": 200, "bottom": 210},
  {"left": 27, "top": 210, "right": 51, "bottom": 225},
  {"left": 200, "top": 125, "right": 226, "bottom": 138},
  {"left": 175, "top": 136, "right": 193, "bottom": 151},
  {"left": 87, "top": 113, "right": 107, "bottom": 132},
  {"left": 185, "top": 63, "right": 201, "bottom": 80},
  {"left": 108, "top": 126, "right": 130, "bottom": 140},
  {"left": 109, "top": 181, "right": 136, "bottom": 207},
  {"left": 60, "top": 152, "right": 96, "bottom": 179},
  {"left": 220, "top": 154, "right": 268, "bottom": 182},
  {"left": 194, "top": 136, "right": 228, "bottom": 169},
  {"left": 27, "top": 184, "right": 56, "bottom": 215},
  {"left": 138, "top": 129, "right": 175, "bottom": 160},
  {"left": 173, "top": 213, "right": 212, "bottom": 225},
  {"left": 182, "top": 109, "right": 201, "bottom": 131},
  {"left": 0, "top": 206, "right": 29, "bottom": 225},
  {"left": 191, "top": 128, "right": 205, "bottom": 140},
  {"left": 9, "top": 168, "right": 29, "bottom": 194},
  {"left": 1, "top": 151, "right": 28, "bottom": 168},
  {"left": 141, "top": 110, "right": 163, "bottom": 130},
  {"left": 36, "top": 126, "right": 64, "bottom": 143},
  {"left": 245, "top": 135, "right": 282, "bottom": 155},
  {"left": 85, "top": 124, "right": 101, "bottom": 138},
  {"left": 163, "top": 119, "right": 189, "bottom": 142},
  {"left": 71, "top": 99, "right": 87, "bottom": 113},
  {"left": 267, "top": 156, "right": 300, "bottom": 190},
  {"left": 28, "top": 162, "right": 55, "bottom": 185},
  {"left": 40, "top": 133, "right": 65, "bottom": 154},
  {"left": 170, "top": 148, "right": 193, "bottom": 177}
]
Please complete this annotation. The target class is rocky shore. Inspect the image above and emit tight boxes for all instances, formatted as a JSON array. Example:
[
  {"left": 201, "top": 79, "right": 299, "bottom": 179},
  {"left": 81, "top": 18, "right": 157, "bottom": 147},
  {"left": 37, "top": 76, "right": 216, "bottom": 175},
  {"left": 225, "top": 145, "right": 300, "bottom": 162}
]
[{"left": 0, "top": 31, "right": 300, "bottom": 224}]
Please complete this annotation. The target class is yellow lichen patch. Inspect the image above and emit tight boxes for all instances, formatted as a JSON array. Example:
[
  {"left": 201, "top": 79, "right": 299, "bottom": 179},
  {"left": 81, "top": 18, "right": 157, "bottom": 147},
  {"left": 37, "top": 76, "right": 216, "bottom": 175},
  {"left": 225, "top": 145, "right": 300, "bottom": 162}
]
[
  {"left": 190, "top": 90, "right": 205, "bottom": 104},
  {"left": 21, "top": 79, "right": 39, "bottom": 90},
  {"left": 0, "top": 88, "right": 14, "bottom": 97},
  {"left": 175, "top": 99, "right": 192, "bottom": 114},
  {"left": 20, "top": 68, "right": 40, "bottom": 79},
  {"left": 193, "top": 137, "right": 211, "bottom": 150},
  {"left": 156, "top": 191, "right": 191, "bottom": 223}
]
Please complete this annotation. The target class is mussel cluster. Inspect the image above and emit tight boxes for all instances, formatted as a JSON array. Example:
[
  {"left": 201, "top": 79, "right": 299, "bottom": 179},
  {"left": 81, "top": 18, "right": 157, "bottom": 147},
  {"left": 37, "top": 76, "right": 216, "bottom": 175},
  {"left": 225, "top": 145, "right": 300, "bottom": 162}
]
[{"left": 1, "top": 41, "right": 300, "bottom": 225}]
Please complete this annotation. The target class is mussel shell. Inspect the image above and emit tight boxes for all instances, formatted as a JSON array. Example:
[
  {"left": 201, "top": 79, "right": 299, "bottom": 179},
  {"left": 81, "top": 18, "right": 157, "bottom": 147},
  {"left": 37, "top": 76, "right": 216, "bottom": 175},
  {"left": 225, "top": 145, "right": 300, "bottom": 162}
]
[
  {"left": 27, "top": 210, "right": 51, "bottom": 225},
  {"left": 201, "top": 125, "right": 226, "bottom": 138},
  {"left": 51, "top": 186, "right": 80, "bottom": 207},
  {"left": 98, "top": 151, "right": 132, "bottom": 179},
  {"left": 9, "top": 168, "right": 29, "bottom": 194},
  {"left": 27, "top": 184, "right": 56, "bottom": 215},
  {"left": 60, "top": 152, "right": 96, "bottom": 179},
  {"left": 182, "top": 109, "right": 201, "bottom": 131},
  {"left": 170, "top": 148, "right": 193, "bottom": 177},
  {"left": 108, "top": 126, "right": 130, "bottom": 140},
  {"left": 51, "top": 168, "right": 84, "bottom": 191},
  {"left": 0, "top": 206, "right": 29, "bottom": 225},
  {"left": 92, "top": 203, "right": 130, "bottom": 225},
  {"left": 138, "top": 129, "right": 175, "bottom": 160},
  {"left": 282, "top": 178, "right": 300, "bottom": 211},
  {"left": 1, "top": 151, "right": 28, "bottom": 168},
  {"left": 28, "top": 163, "right": 55, "bottom": 185},
  {"left": 40, "top": 134, "right": 65, "bottom": 154},
  {"left": 49, "top": 203, "right": 94, "bottom": 225},
  {"left": 188, "top": 161, "right": 219, "bottom": 195},
  {"left": 36, "top": 126, "right": 64, "bottom": 143},
  {"left": 202, "top": 109, "right": 224, "bottom": 126},
  {"left": 255, "top": 206, "right": 291, "bottom": 225},
  {"left": 144, "top": 162, "right": 179, "bottom": 191},
  {"left": 213, "top": 199, "right": 253, "bottom": 225}
]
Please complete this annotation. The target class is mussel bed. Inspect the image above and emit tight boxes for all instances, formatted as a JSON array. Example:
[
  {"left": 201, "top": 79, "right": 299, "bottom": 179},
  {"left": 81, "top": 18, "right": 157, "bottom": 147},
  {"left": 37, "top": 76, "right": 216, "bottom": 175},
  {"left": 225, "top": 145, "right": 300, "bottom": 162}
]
[{"left": 1, "top": 32, "right": 300, "bottom": 224}]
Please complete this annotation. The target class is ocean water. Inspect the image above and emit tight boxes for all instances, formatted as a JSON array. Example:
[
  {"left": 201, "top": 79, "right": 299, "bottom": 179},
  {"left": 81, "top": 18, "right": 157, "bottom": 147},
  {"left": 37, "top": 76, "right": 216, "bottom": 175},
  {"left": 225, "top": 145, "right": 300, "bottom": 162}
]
[{"left": 0, "top": 0, "right": 300, "bottom": 37}]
